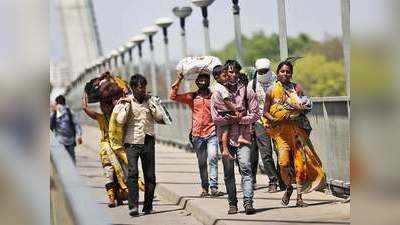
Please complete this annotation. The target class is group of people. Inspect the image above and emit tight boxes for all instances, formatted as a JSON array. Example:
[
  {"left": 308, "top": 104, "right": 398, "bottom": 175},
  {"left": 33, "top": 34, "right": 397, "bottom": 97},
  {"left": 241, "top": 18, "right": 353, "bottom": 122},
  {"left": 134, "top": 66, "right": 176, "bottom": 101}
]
[
  {"left": 81, "top": 72, "right": 164, "bottom": 216},
  {"left": 50, "top": 56, "right": 325, "bottom": 217},
  {"left": 170, "top": 58, "right": 325, "bottom": 215}
]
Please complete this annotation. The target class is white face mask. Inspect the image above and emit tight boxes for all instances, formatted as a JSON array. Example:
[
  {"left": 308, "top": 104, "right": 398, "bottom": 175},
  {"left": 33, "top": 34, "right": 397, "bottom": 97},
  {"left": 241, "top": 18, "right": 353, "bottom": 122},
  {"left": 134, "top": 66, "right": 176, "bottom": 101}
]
[{"left": 257, "top": 71, "right": 273, "bottom": 84}]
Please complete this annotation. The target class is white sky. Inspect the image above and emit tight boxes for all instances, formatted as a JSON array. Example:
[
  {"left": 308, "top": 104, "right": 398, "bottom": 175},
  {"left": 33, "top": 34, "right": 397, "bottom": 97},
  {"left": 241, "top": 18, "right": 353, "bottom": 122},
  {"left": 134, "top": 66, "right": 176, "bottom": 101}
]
[{"left": 50, "top": 0, "right": 385, "bottom": 63}]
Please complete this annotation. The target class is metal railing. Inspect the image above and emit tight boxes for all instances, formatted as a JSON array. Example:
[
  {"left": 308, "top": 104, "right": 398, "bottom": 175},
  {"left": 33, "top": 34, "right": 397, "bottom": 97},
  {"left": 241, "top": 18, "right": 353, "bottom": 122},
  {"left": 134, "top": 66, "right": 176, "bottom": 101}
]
[
  {"left": 156, "top": 97, "right": 350, "bottom": 195},
  {"left": 50, "top": 133, "right": 111, "bottom": 225}
]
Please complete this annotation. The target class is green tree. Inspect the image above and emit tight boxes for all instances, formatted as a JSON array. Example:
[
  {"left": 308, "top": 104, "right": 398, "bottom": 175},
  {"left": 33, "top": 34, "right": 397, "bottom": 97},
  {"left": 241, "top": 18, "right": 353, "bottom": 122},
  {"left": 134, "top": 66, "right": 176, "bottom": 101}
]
[
  {"left": 213, "top": 31, "right": 314, "bottom": 66},
  {"left": 290, "top": 53, "right": 345, "bottom": 97},
  {"left": 212, "top": 32, "right": 346, "bottom": 97}
]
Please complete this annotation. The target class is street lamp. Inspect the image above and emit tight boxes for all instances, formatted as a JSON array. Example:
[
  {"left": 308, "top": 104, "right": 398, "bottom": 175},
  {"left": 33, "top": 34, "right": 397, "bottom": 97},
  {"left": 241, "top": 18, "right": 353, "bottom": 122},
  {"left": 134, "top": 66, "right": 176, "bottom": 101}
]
[
  {"left": 118, "top": 46, "right": 126, "bottom": 66},
  {"left": 97, "top": 57, "right": 105, "bottom": 73},
  {"left": 105, "top": 53, "right": 112, "bottom": 70},
  {"left": 172, "top": 6, "right": 192, "bottom": 57},
  {"left": 173, "top": 6, "right": 193, "bottom": 92},
  {"left": 125, "top": 41, "right": 135, "bottom": 75},
  {"left": 191, "top": 0, "right": 215, "bottom": 54},
  {"left": 131, "top": 35, "right": 146, "bottom": 74},
  {"left": 118, "top": 46, "right": 128, "bottom": 78},
  {"left": 276, "top": 0, "right": 288, "bottom": 61},
  {"left": 231, "top": 0, "right": 244, "bottom": 65},
  {"left": 110, "top": 50, "right": 119, "bottom": 70},
  {"left": 155, "top": 17, "right": 174, "bottom": 96},
  {"left": 142, "top": 26, "right": 159, "bottom": 96}
]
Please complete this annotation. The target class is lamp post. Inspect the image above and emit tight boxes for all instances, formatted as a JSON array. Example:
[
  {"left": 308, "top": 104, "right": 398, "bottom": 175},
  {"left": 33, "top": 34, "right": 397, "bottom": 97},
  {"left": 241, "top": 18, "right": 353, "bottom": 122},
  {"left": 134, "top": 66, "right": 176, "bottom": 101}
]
[
  {"left": 98, "top": 57, "right": 105, "bottom": 73},
  {"left": 191, "top": 0, "right": 215, "bottom": 55},
  {"left": 94, "top": 59, "right": 101, "bottom": 74},
  {"left": 142, "top": 26, "right": 159, "bottom": 96},
  {"left": 173, "top": 6, "right": 193, "bottom": 92},
  {"left": 155, "top": 17, "right": 174, "bottom": 96},
  {"left": 173, "top": 6, "right": 192, "bottom": 57},
  {"left": 118, "top": 46, "right": 126, "bottom": 66},
  {"left": 118, "top": 46, "right": 127, "bottom": 78},
  {"left": 340, "top": 0, "right": 350, "bottom": 98},
  {"left": 276, "top": 0, "right": 288, "bottom": 61},
  {"left": 105, "top": 54, "right": 112, "bottom": 71},
  {"left": 131, "top": 35, "right": 146, "bottom": 74},
  {"left": 231, "top": 0, "right": 244, "bottom": 65},
  {"left": 125, "top": 41, "right": 135, "bottom": 76},
  {"left": 110, "top": 50, "right": 119, "bottom": 72}
]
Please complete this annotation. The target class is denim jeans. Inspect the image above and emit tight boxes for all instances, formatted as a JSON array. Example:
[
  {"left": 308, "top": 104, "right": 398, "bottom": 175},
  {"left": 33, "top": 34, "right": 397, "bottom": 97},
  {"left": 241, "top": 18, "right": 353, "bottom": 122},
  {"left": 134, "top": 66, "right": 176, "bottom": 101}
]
[
  {"left": 192, "top": 134, "right": 219, "bottom": 190},
  {"left": 222, "top": 144, "right": 253, "bottom": 206},
  {"left": 124, "top": 135, "right": 156, "bottom": 211}
]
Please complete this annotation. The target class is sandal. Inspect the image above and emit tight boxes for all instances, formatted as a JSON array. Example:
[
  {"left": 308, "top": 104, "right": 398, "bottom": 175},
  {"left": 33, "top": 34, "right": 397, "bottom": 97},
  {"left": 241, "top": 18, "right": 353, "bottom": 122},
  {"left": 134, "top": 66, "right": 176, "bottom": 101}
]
[{"left": 281, "top": 186, "right": 293, "bottom": 206}]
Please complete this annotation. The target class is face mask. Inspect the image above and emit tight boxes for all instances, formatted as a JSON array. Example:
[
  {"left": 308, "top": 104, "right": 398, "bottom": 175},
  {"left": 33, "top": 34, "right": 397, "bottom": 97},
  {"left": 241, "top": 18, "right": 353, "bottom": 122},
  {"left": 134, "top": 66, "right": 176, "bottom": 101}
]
[{"left": 257, "top": 71, "right": 273, "bottom": 84}]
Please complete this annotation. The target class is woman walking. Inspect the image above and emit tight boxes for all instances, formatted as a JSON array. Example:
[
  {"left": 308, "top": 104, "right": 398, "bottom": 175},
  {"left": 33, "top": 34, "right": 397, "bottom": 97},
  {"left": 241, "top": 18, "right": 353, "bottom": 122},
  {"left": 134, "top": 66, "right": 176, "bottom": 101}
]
[{"left": 263, "top": 60, "right": 325, "bottom": 207}]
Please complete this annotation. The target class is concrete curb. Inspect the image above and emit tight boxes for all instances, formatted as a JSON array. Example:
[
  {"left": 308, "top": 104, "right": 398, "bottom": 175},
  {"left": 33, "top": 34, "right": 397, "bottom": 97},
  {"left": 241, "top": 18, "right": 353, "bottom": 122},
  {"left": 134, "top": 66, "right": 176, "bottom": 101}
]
[{"left": 155, "top": 183, "right": 228, "bottom": 225}]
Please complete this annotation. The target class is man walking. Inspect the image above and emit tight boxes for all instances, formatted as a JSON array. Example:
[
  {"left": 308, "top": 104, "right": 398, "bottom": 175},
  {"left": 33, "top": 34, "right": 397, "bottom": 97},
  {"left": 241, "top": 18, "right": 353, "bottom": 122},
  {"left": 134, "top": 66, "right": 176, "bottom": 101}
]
[
  {"left": 170, "top": 72, "right": 222, "bottom": 197},
  {"left": 50, "top": 95, "right": 83, "bottom": 164},
  {"left": 211, "top": 60, "right": 260, "bottom": 215},
  {"left": 248, "top": 58, "right": 286, "bottom": 192},
  {"left": 115, "top": 74, "right": 164, "bottom": 216}
]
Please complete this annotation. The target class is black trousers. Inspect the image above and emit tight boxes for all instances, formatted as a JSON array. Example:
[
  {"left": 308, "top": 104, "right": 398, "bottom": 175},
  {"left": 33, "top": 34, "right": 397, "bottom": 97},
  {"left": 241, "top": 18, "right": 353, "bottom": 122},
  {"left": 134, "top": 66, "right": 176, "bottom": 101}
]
[
  {"left": 124, "top": 135, "right": 156, "bottom": 210},
  {"left": 250, "top": 123, "right": 284, "bottom": 187}
]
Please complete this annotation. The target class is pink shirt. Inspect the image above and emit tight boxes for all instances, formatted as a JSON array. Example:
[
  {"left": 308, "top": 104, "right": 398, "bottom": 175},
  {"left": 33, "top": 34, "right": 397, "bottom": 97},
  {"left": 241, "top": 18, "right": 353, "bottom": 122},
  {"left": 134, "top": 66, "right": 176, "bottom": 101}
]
[{"left": 211, "top": 83, "right": 260, "bottom": 146}]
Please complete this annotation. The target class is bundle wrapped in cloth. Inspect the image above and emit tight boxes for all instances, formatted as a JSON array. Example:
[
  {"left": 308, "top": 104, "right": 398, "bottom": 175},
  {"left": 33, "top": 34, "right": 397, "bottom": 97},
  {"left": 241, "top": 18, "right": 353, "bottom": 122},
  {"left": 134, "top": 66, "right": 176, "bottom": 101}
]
[
  {"left": 148, "top": 96, "right": 172, "bottom": 125},
  {"left": 176, "top": 56, "right": 222, "bottom": 80},
  {"left": 84, "top": 72, "right": 130, "bottom": 103}
]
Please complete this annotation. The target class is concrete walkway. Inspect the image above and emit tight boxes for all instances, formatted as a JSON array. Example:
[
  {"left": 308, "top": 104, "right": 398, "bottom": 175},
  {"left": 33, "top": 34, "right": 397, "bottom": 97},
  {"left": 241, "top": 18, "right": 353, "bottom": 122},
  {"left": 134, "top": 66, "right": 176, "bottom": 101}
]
[{"left": 77, "top": 125, "right": 350, "bottom": 225}]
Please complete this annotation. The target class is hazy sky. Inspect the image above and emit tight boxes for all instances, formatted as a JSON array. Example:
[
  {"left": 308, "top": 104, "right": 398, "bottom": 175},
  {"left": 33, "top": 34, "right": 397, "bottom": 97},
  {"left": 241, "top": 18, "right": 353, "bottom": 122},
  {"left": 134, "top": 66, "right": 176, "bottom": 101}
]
[{"left": 50, "top": 0, "right": 384, "bottom": 63}]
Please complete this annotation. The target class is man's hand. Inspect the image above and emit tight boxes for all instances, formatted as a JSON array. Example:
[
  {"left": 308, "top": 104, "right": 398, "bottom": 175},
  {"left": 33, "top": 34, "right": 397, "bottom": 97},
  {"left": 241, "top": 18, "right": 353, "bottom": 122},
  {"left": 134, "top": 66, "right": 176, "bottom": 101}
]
[
  {"left": 50, "top": 102, "right": 57, "bottom": 113},
  {"left": 221, "top": 149, "right": 235, "bottom": 160},
  {"left": 177, "top": 72, "right": 184, "bottom": 81},
  {"left": 76, "top": 137, "right": 83, "bottom": 145},
  {"left": 172, "top": 72, "right": 184, "bottom": 88}
]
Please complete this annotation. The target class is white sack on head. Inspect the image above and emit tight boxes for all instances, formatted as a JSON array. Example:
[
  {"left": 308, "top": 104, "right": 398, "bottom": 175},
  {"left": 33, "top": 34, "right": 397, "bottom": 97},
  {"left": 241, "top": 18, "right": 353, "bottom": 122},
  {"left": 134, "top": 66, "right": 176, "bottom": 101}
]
[{"left": 176, "top": 56, "right": 222, "bottom": 81}]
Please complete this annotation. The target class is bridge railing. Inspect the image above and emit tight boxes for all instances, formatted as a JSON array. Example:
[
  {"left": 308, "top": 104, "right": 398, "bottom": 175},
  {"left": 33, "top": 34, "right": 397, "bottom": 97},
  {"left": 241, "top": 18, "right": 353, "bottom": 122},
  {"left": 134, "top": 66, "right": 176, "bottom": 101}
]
[{"left": 50, "top": 133, "right": 111, "bottom": 225}]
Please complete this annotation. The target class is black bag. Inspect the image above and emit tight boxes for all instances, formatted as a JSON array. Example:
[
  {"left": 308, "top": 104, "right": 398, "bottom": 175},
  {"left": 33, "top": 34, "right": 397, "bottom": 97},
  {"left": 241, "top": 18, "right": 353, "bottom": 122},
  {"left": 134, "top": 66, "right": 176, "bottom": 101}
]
[{"left": 84, "top": 78, "right": 102, "bottom": 103}]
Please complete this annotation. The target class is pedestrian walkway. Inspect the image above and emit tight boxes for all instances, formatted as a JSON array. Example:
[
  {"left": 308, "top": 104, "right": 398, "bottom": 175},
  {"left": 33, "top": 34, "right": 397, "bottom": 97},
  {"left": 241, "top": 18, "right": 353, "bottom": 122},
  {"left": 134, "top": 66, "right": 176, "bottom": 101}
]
[
  {"left": 77, "top": 125, "right": 350, "bottom": 225},
  {"left": 76, "top": 126, "right": 202, "bottom": 225}
]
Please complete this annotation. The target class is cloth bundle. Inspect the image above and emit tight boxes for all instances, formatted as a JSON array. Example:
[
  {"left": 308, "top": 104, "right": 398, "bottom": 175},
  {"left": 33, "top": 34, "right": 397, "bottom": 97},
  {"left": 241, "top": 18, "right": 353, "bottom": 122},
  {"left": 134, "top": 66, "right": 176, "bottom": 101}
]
[{"left": 176, "top": 56, "right": 222, "bottom": 80}]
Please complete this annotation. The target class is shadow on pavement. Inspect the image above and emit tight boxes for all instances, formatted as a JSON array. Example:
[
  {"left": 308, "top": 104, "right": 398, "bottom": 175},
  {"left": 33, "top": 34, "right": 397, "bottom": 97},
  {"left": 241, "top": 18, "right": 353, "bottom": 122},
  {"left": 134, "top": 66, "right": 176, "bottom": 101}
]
[{"left": 212, "top": 218, "right": 350, "bottom": 225}]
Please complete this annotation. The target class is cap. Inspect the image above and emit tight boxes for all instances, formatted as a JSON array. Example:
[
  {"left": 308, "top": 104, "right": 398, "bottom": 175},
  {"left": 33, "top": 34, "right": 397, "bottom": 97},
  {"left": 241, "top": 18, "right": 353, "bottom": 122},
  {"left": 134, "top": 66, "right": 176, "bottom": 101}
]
[{"left": 255, "top": 58, "right": 271, "bottom": 70}]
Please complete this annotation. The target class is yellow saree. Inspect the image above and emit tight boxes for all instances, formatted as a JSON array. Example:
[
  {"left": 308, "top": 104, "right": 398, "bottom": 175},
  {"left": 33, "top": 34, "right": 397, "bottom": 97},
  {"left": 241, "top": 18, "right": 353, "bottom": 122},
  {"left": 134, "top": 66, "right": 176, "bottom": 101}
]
[
  {"left": 266, "top": 81, "right": 326, "bottom": 194},
  {"left": 96, "top": 114, "right": 129, "bottom": 191}
]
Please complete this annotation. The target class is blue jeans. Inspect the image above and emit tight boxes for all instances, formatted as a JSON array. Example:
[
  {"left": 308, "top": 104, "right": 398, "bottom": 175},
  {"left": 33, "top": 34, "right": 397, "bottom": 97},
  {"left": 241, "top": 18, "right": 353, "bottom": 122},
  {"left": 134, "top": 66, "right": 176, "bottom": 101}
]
[
  {"left": 192, "top": 134, "right": 219, "bottom": 190},
  {"left": 222, "top": 144, "right": 253, "bottom": 206}
]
